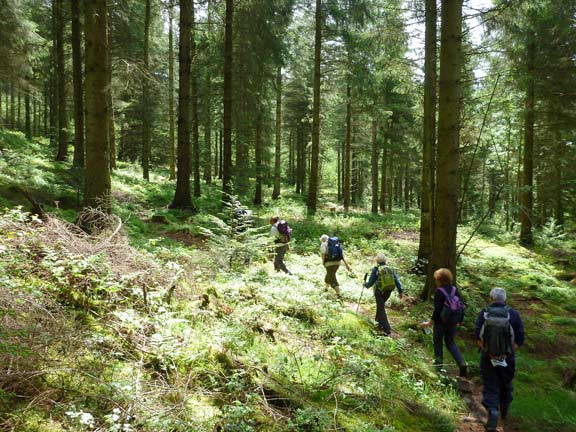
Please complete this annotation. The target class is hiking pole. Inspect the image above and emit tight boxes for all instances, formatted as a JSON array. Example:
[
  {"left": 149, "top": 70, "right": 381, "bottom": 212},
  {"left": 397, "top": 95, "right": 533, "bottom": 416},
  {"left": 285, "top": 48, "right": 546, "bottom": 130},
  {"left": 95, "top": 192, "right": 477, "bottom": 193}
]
[{"left": 355, "top": 273, "right": 368, "bottom": 314}]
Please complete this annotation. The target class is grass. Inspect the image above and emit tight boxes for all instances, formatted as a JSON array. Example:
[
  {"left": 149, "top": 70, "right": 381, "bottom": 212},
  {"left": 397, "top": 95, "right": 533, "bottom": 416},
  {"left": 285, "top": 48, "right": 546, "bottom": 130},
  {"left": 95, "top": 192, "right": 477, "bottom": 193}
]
[{"left": 1, "top": 129, "right": 575, "bottom": 431}]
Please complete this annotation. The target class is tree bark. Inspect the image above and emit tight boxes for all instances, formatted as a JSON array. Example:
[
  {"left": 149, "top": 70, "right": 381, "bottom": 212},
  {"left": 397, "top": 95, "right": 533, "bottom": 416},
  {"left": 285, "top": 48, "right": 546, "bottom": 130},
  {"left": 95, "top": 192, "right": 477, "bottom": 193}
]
[
  {"left": 423, "top": 0, "right": 463, "bottom": 298},
  {"left": 168, "top": 0, "right": 175, "bottom": 180},
  {"left": 306, "top": 0, "right": 322, "bottom": 215},
  {"left": 343, "top": 81, "right": 351, "bottom": 210},
  {"left": 272, "top": 67, "right": 282, "bottom": 200},
  {"left": 107, "top": 6, "right": 116, "bottom": 170},
  {"left": 142, "top": 0, "right": 151, "bottom": 180},
  {"left": 169, "top": 0, "right": 195, "bottom": 210},
  {"left": 370, "top": 118, "right": 379, "bottom": 213},
  {"left": 71, "top": 0, "right": 84, "bottom": 166},
  {"left": 416, "top": 0, "right": 437, "bottom": 273},
  {"left": 203, "top": 0, "right": 212, "bottom": 185},
  {"left": 55, "top": 0, "right": 68, "bottom": 161},
  {"left": 253, "top": 102, "right": 263, "bottom": 206},
  {"left": 191, "top": 0, "right": 201, "bottom": 197},
  {"left": 84, "top": 0, "right": 111, "bottom": 211},
  {"left": 520, "top": 30, "right": 535, "bottom": 247},
  {"left": 222, "top": 0, "right": 233, "bottom": 201}
]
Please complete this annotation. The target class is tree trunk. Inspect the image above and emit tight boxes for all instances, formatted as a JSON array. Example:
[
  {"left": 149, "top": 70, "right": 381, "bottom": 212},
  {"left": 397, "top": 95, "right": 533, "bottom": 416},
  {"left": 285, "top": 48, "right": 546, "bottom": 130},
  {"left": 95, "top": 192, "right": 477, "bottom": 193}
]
[
  {"left": 272, "top": 67, "right": 282, "bottom": 200},
  {"left": 191, "top": 0, "right": 201, "bottom": 197},
  {"left": 203, "top": 0, "right": 212, "bottom": 185},
  {"left": 168, "top": 0, "right": 175, "bottom": 180},
  {"left": 24, "top": 87, "right": 31, "bottom": 138},
  {"left": 222, "top": 0, "right": 233, "bottom": 201},
  {"left": 417, "top": 0, "right": 437, "bottom": 273},
  {"left": 84, "top": 0, "right": 111, "bottom": 211},
  {"left": 55, "top": 0, "right": 68, "bottom": 161},
  {"left": 423, "top": 0, "right": 463, "bottom": 298},
  {"left": 169, "top": 0, "right": 195, "bottom": 210},
  {"left": 370, "top": 118, "right": 379, "bottom": 213},
  {"left": 306, "top": 0, "right": 322, "bottom": 215},
  {"left": 343, "top": 82, "right": 351, "bottom": 210},
  {"left": 107, "top": 7, "right": 116, "bottom": 170},
  {"left": 380, "top": 145, "right": 387, "bottom": 213},
  {"left": 142, "top": 0, "right": 151, "bottom": 180},
  {"left": 520, "top": 30, "right": 535, "bottom": 247},
  {"left": 71, "top": 0, "right": 85, "bottom": 166},
  {"left": 253, "top": 103, "right": 263, "bottom": 206}
]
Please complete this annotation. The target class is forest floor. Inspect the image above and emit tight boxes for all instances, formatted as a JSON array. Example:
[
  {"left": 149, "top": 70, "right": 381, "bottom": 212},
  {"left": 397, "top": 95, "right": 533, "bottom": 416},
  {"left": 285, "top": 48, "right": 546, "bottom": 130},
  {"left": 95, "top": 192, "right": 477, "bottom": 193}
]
[{"left": 1, "top": 129, "right": 576, "bottom": 432}]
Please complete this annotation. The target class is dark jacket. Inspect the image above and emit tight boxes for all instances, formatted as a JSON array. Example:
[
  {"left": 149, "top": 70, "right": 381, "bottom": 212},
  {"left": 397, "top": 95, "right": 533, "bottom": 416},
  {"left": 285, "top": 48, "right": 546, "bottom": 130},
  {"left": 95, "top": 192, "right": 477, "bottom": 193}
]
[
  {"left": 364, "top": 263, "right": 403, "bottom": 294},
  {"left": 474, "top": 301, "right": 525, "bottom": 357},
  {"left": 432, "top": 285, "right": 464, "bottom": 324}
]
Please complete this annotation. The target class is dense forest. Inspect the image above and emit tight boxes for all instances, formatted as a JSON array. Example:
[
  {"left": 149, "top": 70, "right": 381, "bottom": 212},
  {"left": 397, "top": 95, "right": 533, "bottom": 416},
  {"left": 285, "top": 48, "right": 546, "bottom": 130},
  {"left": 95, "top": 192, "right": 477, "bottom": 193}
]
[{"left": 0, "top": 0, "right": 575, "bottom": 431}]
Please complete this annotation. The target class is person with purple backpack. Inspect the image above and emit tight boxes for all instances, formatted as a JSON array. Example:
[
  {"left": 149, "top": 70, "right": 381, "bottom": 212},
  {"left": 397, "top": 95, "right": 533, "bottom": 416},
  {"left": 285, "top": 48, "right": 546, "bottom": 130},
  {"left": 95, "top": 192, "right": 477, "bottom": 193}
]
[
  {"left": 269, "top": 216, "right": 292, "bottom": 275},
  {"left": 421, "top": 268, "right": 468, "bottom": 377}
]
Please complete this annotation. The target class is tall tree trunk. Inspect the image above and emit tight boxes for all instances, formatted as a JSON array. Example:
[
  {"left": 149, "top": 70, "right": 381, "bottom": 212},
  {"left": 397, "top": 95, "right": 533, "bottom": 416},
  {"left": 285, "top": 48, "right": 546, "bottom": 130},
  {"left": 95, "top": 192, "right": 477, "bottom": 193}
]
[
  {"left": 504, "top": 117, "right": 512, "bottom": 230},
  {"left": 142, "top": 0, "right": 151, "bottom": 180},
  {"left": 170, "top": 0, "right": 195, "bottom": 210},
  {"left": 10, "top": 81, "right": 16, "bottom": 129},
  {"left": 423, "top": 0, "right": 463, "bottom": 298},
  {"left": 272, "top": 67, "right": 282, "bottom": 199},
  {"left": 306, "top": 0, "right": 322, "bottom": 215},
  {"left": 168, "top": 0, "right": 176, "bottom": 180},
  {"left": 24, "top": 86, "right": 31, "bottom": 138},
  {"left": 554, "top": 129, "right": 565, "bottom": 226},
  {"left": 371, "top": 118, "right": 379, "bottom": 213},
  {"left": 55, "top": 0, "right": 68, "bottom": 161},
  {"left": 84, "top": 0, "right": 111, "bottom": 211},
  {"left": 222, "top": 0, "right": 233, "bottom": 200},
  {"left": 203, "top": 0, "right": 212, "bottom": 185},
  {"left": 191, "top": 0, "right": 201, "bottom": 197},
  {"left": 71, "top": 0, "right": 85, "bottom": 166},
  {"left": 219, "top": 126, "right": 223, "bottom": 179},
  {"left": 520, "top": 30, "right": 535, "bottom": 247},
  {"left": 343, "top": 82, "right": 351, "bottom": 210},
  {"left": 253, "top": 103, "right": 263, "bottom": 205},
  {"left": 417, "top": 0, "right": 437, "bottom": 273},
  {"left": 380, "top": 145, "right": 387, "bottom": 213},
  {"left": 107, "top": 7, "right": 116, "bottom": 170}
]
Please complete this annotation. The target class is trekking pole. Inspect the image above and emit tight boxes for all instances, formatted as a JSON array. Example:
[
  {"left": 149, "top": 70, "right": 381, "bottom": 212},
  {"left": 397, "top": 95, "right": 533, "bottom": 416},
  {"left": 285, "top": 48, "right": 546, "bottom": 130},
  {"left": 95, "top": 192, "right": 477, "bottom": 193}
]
[{"left": 355, "top": 273, "right": 368, "bottom": 314}]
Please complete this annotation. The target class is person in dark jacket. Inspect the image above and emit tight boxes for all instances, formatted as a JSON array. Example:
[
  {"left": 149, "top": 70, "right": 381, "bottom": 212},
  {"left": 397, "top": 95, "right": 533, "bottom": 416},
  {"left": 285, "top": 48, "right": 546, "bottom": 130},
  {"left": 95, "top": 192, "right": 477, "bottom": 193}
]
[
  {"left": 474, "top": 287, "right": 525, "bottom": 431},
  {"left": 422, "top": 268, "right": 467, "bottom": 377},
  {"left": 269, "top": 216, "right": 292, "bottom": 275},
  {"left": 363, "top": 254, "right": 403, "bottom": 335}
]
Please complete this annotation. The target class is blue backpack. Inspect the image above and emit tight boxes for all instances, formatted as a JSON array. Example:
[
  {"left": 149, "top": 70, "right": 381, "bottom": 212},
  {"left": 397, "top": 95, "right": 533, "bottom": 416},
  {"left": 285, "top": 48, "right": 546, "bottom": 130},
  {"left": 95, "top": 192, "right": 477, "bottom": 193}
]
[{"left": 326, "top": 237, "right": 344, "bottom": 261}]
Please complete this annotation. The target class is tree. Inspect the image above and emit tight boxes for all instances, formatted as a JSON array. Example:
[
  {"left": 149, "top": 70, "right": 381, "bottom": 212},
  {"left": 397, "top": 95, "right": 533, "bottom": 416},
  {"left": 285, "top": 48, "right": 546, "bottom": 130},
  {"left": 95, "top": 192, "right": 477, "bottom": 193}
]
[
  {"left": 142, "top": 0, "right": 151, "bottom": 180},
  {"left": 424, "top": 0, "right": 463, "bottom": 297},
  {"left": 306, "top": 0, "right": 322, "bottom": 215},
  {"left": 84, "top": 0, "right": 111, "bottom": 211},
  {"left": 191, "top": 0, "right": 201, "bottom": 197},
  {"left": 167, "top": 0, "right": 175, "bottom": 180},
  {"left": 272, "top": 67, "right": 282, "bottom": 200},
  {"left": 222, "top": 0, "right": 233, "bottom": 201},
  {"left": 169, "top": 0, "right": 196, "bottom": 211},
  {"left": 416, "top": 0, "right": 437, "bottom": 273},
  {"left": 55, "top": 0, "right": 68, "bottom": 162},
  {"left": 71, "top": 0, "right": 84, "bottom": 167}
]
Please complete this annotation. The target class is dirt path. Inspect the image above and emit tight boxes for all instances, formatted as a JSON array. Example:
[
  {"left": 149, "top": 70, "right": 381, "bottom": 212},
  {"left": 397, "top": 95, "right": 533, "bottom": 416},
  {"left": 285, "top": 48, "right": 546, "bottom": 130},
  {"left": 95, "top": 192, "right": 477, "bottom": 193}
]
[{"left": 343, "top": 300, "right": 522, "bottom": 432}]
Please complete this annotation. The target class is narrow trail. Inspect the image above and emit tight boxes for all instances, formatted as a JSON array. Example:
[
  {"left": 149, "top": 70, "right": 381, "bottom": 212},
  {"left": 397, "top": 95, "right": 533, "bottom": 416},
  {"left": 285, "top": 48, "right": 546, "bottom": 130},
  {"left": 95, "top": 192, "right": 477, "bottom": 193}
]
[{"left": 343, "top": 299, "right": 521, "bottom": 432}]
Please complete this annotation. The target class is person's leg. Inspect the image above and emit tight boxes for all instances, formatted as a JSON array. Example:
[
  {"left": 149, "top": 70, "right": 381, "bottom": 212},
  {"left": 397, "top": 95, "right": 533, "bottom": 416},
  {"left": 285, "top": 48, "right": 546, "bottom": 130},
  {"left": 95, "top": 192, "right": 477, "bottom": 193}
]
[
  {"left": 326, "top": 265, "right": 340, "bottom": 295},
  {"left": 374, "top": 289, "right": 392, "bottom": 333},
  {"left": 432, "top": 324, "right": 445, "bottom": 367},
  {"left": 274, "top": 244, "right": 290, "bottom": 274},
  {"left": 498, "top": 359, "right": 516, "bottom": 419},
  {"left": 480, "top": 355, "right": 500, "bottom": 431},
  {"left": 443, "top": 324, "right": 465, "bottom": 367}
]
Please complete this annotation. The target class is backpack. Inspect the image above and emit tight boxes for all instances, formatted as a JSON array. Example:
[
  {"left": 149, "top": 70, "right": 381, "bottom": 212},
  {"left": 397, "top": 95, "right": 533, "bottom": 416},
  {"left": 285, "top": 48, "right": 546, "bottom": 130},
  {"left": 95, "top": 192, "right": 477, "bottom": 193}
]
[
  {"left": 276, "top": 220, "right": 292, "bottom": 243},
  {"left": 438, "top": 286, "right": 466, "bottom": 324},
  {"left": 377, "top": 266, "right": 396, "bottom": 292},
  {"left": 326, "top": 237, "right": 344, "bottom": 261},
  {"left": 479, "top": 306, "right": 515, "bottom": 358}
]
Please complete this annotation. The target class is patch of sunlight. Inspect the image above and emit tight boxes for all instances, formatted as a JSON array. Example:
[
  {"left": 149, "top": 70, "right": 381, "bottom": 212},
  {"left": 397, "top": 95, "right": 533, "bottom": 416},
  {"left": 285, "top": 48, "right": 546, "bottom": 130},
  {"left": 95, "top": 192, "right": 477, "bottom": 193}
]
[{"left": 186, "top": 396, "right": 221, "bottom": 423}]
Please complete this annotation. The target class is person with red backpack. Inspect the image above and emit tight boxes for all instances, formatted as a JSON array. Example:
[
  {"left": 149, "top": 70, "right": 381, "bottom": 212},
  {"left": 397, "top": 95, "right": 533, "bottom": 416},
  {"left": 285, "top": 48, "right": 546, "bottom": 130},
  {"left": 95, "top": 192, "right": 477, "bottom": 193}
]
[
  {"left": 363, "top": 254, "right": 403, "bottom": 336},
  {"left": 269, "top": 216, "right": 292, "bottom": 275},
  {"left": 474, "top": 287, "right": 525, "bottom": 432},
  {"left": 320, "top": 234, "right": 351, "bottom": 298},
  {"left": 421, "top": 268, "right": 467, "bottom": 377}
]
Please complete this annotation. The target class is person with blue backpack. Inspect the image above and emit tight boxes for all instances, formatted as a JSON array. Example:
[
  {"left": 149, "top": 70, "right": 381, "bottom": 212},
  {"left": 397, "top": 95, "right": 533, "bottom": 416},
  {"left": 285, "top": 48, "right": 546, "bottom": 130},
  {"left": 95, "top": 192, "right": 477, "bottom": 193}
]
[
  {"left": 320, "top": 234, "right": 351, "bottom": 298},
  {"left": 269, "top": 216, "right": 292, "bottom": 275},
  {"left": 421, "top": 268, "right": 467, "bottom": 377},
  {"left": 363, "top": 254, "right": 404, "bottom": 336},
  {"left": 474, "top": 287, "right": 524, "bottom": 432}
]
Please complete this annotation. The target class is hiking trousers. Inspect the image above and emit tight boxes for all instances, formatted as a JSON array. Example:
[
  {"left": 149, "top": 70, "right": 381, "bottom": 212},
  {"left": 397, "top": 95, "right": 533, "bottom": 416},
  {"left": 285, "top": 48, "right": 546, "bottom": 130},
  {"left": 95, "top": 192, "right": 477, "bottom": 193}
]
[
  {"left": 274, "top": 243, "right": 290, "bottom": 274},
  {"left": 433, "top": 322, "right": 465, "bottom": 368},
  {"left": 374, "top": 288, "right": 393, "bottom": 333},
  {"left": 324, "top": 264, "right": 340, "bottom": 289},
  {"left": 480, "top": 354, "right": 516, "bottom": 412}
]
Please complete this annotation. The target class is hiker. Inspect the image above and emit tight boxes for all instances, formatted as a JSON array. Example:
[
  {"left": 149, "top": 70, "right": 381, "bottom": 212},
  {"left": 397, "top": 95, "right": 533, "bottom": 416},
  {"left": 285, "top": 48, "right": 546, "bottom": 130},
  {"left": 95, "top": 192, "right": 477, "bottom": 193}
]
[
  {"left": 269, "top": 216, "right": 292, "bottom": 275},
  {"left": 320, "top": 234, "right": 351, "bottom": 298},
  {"left": 363, "top": 254, "right": 403, "bottom": 336},
  {"left": 421, "top": 268, "right": 467, "bottom": 377},
  {"left": 474, "top": 287, "right": 525, "bottom": 431}
]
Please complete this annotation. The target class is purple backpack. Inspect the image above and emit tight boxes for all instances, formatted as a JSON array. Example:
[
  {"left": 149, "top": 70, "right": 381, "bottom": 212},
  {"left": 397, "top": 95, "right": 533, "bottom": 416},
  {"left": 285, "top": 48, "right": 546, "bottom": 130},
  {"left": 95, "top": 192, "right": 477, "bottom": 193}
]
[
  {"left": 438, "top": 286, "right": 466, "bottom": 324},
  {"left": 276, "top": 220, "right": 292, "bottom": 243}
]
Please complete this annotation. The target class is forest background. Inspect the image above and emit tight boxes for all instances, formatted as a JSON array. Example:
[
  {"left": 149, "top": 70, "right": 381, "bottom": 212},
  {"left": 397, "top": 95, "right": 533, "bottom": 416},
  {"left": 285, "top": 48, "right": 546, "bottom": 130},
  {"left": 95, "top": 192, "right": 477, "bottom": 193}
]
[{"left": 0, "top": 0, "right": 575, "bottom": 431}]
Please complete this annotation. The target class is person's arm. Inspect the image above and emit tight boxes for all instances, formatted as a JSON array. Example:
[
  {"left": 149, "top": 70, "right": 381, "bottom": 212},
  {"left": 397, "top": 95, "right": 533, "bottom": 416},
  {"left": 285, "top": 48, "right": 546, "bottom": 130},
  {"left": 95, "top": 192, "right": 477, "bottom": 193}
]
[
  {"left": 342, "top": 256, "right": 351, "bottom": 271},
  {"left": 474, "top": 311, "right": 485, "bottom": 350},
  {"left": 431, "top": 288, "right": 443, "bottom": 323},
  {"left": 393, "top": 272, "right": 404, "bottom": 298},
  {"left": 364, "top": 267, "right": 378, "bottom": 288},
  {"left": 510, "top": 309, "right": 525, "bottom": 350}
]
